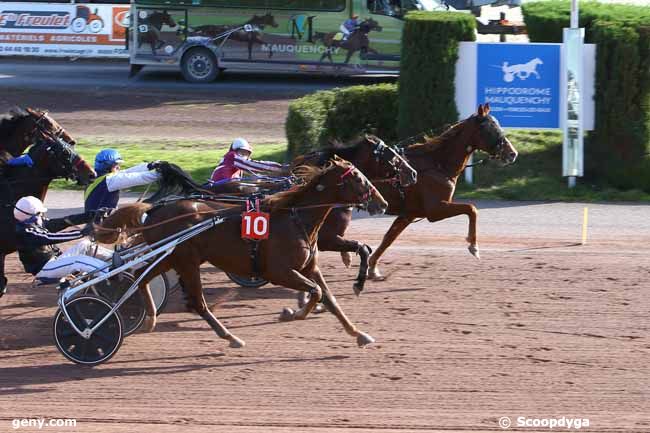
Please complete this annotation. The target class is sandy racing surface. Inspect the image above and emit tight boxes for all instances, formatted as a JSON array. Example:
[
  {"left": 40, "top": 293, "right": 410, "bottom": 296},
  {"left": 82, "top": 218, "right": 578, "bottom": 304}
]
[{"left": 1, "top": 194, "right": 649, "bottom": 433}]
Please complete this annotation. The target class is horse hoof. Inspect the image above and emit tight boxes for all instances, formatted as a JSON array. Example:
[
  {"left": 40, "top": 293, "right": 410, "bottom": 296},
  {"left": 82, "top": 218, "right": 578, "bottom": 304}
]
[
  {"left": 341, "top": 252, "right": 352, "bottom": 268},
  {"left": 468, "top": 244, "right": 480, "bottom": 260},
  {"left": 228, "top": 336, "right": 246, "bottom": 349},
  {"left": 356, "top": 332, "right": 375, "bottom": 347},
  {"left": 143, "top": 316, "right": 156, "bottom": 333},
  {"left": 313, "top": 303, "right": 326, "bottom": 314},
  {"left": 279, "top": 307, "right": 295, "bottom": 322},
  {"left": 368, "top": 270, "right": 385, "bottom": 281},
  {"left": 353, "top": 282, "right": 364, "bottom": 296}
]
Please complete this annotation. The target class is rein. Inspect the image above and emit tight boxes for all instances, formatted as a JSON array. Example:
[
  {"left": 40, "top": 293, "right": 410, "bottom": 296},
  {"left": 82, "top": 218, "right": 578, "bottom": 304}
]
[{"left": 95, "top": 201, "right": 358, "bottom": 235}]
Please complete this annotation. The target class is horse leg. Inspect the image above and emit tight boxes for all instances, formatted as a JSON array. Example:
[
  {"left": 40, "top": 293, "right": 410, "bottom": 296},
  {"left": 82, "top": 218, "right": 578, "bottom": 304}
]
[
  {"left": 180, "top": 264, "right": 245, "bottom": 348},
  {"left": 426, "top": 201, "right": 480, "bottom": 259},
  {"left": 0, "top": 253, "right": 7, "bottom": 298},
  {"left": 344, "top": 48, "right": 355, "bottom": 64},
  {"left": 277, "top": 270, "right": 322, "bottom": 322},
  {"left": 368, "top": 216, "right": 414, "bottom": 280},
  {"left": 310, "top": 267, "right": 375, "bottom": 347}
]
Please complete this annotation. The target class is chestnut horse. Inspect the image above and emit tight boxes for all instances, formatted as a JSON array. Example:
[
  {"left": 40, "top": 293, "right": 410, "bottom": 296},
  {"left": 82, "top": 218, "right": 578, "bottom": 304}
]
[
  {"left": 365, "top": 104, "right": 518, "bottom": 279},
  {"left": 293, "top": 134, "right": 416, "bottom": 294},
  {"left": 96, "top": 158, "right": 388, "bottom": 349}
]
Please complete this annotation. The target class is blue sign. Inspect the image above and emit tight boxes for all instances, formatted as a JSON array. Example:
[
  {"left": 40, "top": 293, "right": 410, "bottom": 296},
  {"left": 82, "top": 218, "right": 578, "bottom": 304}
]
[{"left": 477, "top": 43, "right": 560, "bottom": 128}]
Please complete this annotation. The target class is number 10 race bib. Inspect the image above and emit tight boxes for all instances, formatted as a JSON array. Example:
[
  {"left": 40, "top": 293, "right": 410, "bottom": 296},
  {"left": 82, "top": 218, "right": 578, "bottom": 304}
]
[{"left": 241, "top": 211, "right": 270, "bottom": 240}]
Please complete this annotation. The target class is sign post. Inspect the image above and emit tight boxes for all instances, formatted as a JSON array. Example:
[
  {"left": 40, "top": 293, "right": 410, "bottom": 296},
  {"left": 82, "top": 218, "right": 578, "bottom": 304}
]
[{"left": 562, "top": 0, "right": 584, "bottom": 188}]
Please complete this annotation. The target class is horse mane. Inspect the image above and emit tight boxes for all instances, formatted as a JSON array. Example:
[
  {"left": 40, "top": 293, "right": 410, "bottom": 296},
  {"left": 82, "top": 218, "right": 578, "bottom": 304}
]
[
  {"left": 95, "top": 202, "right": 153, "bottom": 244},
  {"left": 300, "top": 134, "right": 378, "bottom": 166},
  {"left": 144, "top": 163, "right": 212, "bottom": 204},
  {"left": 406, "top": 120, "right": 467, "bottom": 155},
  {"left": 262, "top": 163, "right": 329, "bottom": 211},
  {"left": 0, "top": 108, "right": 29, "bottom": 141}
]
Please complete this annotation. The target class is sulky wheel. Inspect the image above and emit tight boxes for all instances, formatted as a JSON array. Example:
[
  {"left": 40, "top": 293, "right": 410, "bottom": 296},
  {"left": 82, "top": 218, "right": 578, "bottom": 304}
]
[
  {"left": 53, "top": 295, "right": 123, "bottom": 366},
  {"left": 149, "top": 273, "right": 170, "bottom": 315},
  {"left": 225, "top": 272, "right": 268, "bottom": 288},
  {"left": 86, "top": 273, "right": 146, "bottom": 336}
]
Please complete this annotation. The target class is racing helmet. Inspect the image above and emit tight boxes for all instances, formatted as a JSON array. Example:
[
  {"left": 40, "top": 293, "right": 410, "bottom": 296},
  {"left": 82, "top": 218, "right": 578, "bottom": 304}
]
[
  {"left": 14, "top": 196, "right": 47, "bottom": 222},
  {"left": 94, "top": 149, "right": 124, "bottom": 174},
  {"left": 231, "top": 138, "right": 253, "bottom": 154}
]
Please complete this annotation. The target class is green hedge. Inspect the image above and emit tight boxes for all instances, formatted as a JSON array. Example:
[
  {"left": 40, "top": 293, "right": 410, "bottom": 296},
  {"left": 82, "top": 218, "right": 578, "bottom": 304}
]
[
  {"left": 286, "top": 83, "right": 398, "bottom": 157},
  {"left": 397, "top": 11, "right": 475, "bottom": 139},
  {"left": 522, "top": 1, "right": 650, "bottom": 42},
  {"left": 523, "top": 1, "right": 650, "bottom": 191}
]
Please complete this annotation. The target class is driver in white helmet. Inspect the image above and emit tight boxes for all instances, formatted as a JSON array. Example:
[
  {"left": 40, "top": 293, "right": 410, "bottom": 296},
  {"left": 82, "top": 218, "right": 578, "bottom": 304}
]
[
  {"left": 13, "top": 196, "right": 105, "bottom": 283},
  {"left": 208, "top": 138, "right": 285, "bottom": 184}
]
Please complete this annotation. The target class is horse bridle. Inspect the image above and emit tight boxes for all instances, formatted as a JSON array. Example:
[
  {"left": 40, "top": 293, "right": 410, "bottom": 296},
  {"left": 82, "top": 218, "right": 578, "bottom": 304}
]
[
  {"left": 29, "top": 110, "right": 69, "bottom": 144},
  {"left": 473, "top": 115, "right": 508, "bottom": 162},
  {"left": 336, "top": 164, "right": 376, "bottom": 209},
  {"left": 369, "top": 137, "right": 406, "bottom": 186},
  {"left": 36, "top": 137, "right": 86, "bottom": 181}
]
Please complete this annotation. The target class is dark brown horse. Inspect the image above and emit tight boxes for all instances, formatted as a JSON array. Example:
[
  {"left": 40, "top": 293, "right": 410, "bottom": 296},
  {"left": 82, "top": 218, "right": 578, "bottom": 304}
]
[
  {"left": 192, "top": 13, "right": 278, "bottom": 60},
  {"left": 362, "top": 104, "right": 518, "bottom": 279},
  {"left": 0, "top": 136, "right": 96, "bottom": 297},
  {"left": 293, "top": 134, "right": 416, "bottom": 294},
  {"left": 314, "top": 18, "right": 382, "bottom": 64},
  {"left": 96, "top": 158, "right": 388, "bottom": 349},
  {"left": 0, "top": 107, "right": 76, "bottom": 158}
]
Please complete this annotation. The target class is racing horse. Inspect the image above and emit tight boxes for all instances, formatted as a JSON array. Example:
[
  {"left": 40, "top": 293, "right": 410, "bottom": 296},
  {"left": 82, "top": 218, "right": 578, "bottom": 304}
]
[
  {"left": 366, "top": 104, "right": 519, "bottom": 280},
  {"left": 0, "top": 107, "right": 76, "bottom": 158},
  {"left": 314, "top": 18, "right": 382, "bottom": 64},
  {"left": 138, "top": 10, "right": 177, "bottom": 55},
  {"left": 0, "top": 136, "right": 96, "bottom": 297},
  {"left": 191, "top": 13, "right": 279, "bottom": 60},
  {"left": 95, "top": 158, "right": 388, "bottom": 349},
  {"left": 293, "top": 134, "right": 416, "bottom": 294},
  {"left": 149, "top": 135, "right": 416, "bottom": 294}
]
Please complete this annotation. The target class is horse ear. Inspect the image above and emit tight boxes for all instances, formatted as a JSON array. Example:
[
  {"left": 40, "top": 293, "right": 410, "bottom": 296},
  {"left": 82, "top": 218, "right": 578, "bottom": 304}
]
[
  {"left": 484, "top": 103, "right": 491, "bottom": 115},
  {"left": 477, "top": 104, "right": 486, "bottom": 117}
]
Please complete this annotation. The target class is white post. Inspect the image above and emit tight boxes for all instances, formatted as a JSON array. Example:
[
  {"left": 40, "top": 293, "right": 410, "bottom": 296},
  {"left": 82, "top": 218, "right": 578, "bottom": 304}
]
[
  {"left": 562, "top": 0, "right": 584, "bottom": 188},
  {"left": 571, "top": 0, "right": 579, "bottom": 28},
  {"left": 465, "top": 154, "right": 473, "bottom": 185}
]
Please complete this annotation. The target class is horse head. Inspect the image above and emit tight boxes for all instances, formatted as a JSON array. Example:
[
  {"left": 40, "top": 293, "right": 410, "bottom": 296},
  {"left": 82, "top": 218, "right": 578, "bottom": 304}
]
[
  {"left": 317, "top": 156, "right": 387, "bottom": 215},
  {"left": 471, "top": 103, "right": 518, "bottom": 165},
  {"left": 0, "top": 107, "right": 76, "bottom": 157},
  {"left": 360, "top": 18, "right": 382, "bottom": 33},
  {"left": 27, "top": 136, "right": 96, "bottom": 186},
  {"left": 359, "top": 134, "right": 417, "bottom": 187},
  {"left": 24, "top": 107, "right": 76, "bottom": 145}
]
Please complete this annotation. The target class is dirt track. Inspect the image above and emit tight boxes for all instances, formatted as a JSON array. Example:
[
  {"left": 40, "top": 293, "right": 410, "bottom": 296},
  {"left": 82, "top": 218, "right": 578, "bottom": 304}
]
[{"left": 1, "top": 196, "right": 648, "bottom": 433}]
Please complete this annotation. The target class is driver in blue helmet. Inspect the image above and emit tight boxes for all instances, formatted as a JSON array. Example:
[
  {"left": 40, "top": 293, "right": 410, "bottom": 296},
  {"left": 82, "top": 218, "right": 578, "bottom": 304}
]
[{"left": 84, "top": 149, "right": 162, "bottom": 213}]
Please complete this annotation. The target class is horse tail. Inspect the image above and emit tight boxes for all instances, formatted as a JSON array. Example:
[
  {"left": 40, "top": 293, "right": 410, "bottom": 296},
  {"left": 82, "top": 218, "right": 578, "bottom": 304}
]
[{"left": 94, "top": 203, "right": 153, "bottom": 244}]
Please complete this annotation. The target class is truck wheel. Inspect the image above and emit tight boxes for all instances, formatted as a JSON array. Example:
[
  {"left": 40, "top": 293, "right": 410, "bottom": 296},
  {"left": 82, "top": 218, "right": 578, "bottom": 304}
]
[{"left": 181, "top": 48, "right": 219, "bottom": 83}]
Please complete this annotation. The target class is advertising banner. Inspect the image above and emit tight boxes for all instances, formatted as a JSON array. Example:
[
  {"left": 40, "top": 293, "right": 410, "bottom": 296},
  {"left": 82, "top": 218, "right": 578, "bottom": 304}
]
[
  {"left": 476, "top": 43, "right": 561, "bottom": 129},
  {"left": 0, "top": 3, "right": 129, "bottom": 58}
]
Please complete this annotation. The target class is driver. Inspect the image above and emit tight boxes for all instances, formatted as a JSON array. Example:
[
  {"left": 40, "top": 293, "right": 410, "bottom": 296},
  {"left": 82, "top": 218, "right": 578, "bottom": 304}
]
[
  {"left": 84, "top": 149, "right": 162, "bottom": 213},
  {"left": 209, "top": 138, "right": 285, "bottom": 184},
  {"left": 13, "top": 196, "right": 102, "bottom": 283}
]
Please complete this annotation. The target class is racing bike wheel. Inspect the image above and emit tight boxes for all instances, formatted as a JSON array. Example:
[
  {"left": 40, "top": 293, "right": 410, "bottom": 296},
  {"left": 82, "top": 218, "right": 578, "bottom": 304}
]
[
  {"left": 53, "top": 295, "right": 123, "bottom": 366},
  {"left": 86, "top": 273, "right": 146, "bottom": 336}
]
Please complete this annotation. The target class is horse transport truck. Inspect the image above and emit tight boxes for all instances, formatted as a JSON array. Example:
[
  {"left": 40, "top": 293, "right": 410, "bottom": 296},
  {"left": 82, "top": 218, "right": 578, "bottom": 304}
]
[{"left": 128, "top": 0, "right": 449, "bottom": 82}]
